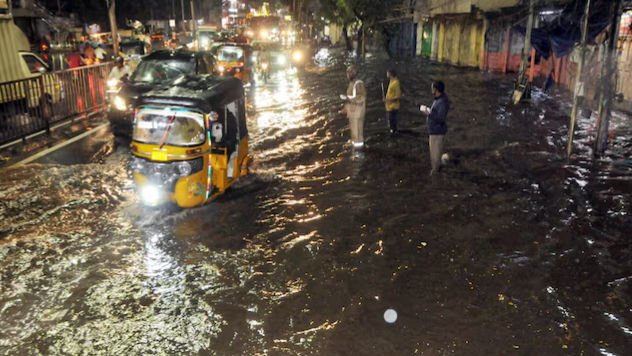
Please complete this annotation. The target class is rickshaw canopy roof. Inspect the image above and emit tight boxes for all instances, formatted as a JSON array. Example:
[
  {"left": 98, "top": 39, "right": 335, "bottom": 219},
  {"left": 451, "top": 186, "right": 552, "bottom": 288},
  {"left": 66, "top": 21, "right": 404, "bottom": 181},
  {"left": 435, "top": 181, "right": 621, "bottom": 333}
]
[{"left": 138, "top": 75, "right": 244, "bottom": 113}]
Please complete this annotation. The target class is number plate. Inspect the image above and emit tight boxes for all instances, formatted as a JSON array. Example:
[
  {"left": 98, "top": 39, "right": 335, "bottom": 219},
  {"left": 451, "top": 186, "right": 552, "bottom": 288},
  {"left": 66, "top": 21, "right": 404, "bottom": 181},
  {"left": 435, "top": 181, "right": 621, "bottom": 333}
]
[{"left": 151, "top": 150, "right": 168, "bottom": 161}]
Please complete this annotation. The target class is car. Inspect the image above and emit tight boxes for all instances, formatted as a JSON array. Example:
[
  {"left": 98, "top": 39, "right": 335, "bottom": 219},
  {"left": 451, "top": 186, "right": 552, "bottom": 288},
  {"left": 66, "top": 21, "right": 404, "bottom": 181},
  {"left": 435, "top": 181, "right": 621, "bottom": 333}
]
[
  {"left": 0, "top": 51, "right": 62, "bottom": 118},
  {"left": 108, "top": 48, "right": 218, "bottom": 137}
]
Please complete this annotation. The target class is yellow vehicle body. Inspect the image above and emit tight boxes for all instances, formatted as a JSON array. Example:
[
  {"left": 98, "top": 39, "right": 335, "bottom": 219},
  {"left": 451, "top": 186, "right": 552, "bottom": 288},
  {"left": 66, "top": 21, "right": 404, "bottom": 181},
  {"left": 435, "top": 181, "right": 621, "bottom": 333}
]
[
  {"left": 131, "top": 137, "right": 250, "bottom": 208},
  {"left": 217, "top": 59, "right": 252, "bottom": 83},
  {"left": 130, "top": 76, "right": 251, "bottom": 208},
  {"left": 213, "top": 44, "right": 253, "bottom": 84}
]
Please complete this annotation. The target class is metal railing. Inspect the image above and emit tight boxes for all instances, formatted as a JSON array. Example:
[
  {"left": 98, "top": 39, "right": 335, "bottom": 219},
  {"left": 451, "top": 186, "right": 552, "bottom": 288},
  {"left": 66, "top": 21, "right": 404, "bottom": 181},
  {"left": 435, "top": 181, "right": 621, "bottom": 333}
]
[{"left": 0, "top": 62, "right": 113, "bottom": 146}]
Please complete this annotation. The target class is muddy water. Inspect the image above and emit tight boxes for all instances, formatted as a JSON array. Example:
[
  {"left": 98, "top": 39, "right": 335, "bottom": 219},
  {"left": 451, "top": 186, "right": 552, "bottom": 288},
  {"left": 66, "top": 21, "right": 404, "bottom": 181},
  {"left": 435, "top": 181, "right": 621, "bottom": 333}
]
[{"left": 0, "top": 52, "right": 630, "bottom": 355}]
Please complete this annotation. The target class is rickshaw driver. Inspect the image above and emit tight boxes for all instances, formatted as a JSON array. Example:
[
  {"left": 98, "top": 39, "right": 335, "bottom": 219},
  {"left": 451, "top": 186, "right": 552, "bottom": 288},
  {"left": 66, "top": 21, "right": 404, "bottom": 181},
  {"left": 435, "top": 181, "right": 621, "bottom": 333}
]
[{"left": 169, "top": 116, "right": 206, "bottom": 145}]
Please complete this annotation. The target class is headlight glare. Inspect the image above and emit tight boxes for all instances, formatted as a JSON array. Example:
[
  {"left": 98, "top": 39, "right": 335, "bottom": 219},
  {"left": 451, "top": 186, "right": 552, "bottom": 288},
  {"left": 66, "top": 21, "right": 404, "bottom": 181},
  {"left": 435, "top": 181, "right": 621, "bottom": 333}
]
[
  {"left": 113, "top": 95, "right": 127, "bottom": 111},
  {"left": 140, "top": 184, "right": 161, "bottom": 206},
  {"left": 292, "top": 51, "right": 303, "bottom": 62}
]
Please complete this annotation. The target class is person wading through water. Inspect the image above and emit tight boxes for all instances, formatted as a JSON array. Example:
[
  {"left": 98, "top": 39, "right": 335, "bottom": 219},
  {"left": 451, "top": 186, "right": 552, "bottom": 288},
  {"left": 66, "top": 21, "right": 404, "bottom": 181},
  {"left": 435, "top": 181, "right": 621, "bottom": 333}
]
[
  {"left": 340, "top": 65, "right": 367, "bottom": 148},
  {"left": 384, "top": 68, "right": 402, "bottom": 135},
  {"left": 420, "top": 80, "right": 449, "bottom": 175}
]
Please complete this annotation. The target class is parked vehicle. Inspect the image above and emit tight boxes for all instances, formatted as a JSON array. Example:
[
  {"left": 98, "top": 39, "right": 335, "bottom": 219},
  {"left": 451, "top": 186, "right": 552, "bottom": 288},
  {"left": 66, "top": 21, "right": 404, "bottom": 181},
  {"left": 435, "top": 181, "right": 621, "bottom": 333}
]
[{"left": 0, "top": 17, "right": 61, "bottom": 119}]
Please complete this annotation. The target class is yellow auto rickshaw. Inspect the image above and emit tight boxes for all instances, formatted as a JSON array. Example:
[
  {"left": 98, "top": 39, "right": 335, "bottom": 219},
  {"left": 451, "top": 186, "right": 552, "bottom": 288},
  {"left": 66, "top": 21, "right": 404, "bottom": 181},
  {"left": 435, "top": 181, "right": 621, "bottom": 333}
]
[
  {"left": 129, "top": 75, "right": 251, "bottom": 208},
  {"left": 212, "top": 43, "right": 254, "bottom": 84}
]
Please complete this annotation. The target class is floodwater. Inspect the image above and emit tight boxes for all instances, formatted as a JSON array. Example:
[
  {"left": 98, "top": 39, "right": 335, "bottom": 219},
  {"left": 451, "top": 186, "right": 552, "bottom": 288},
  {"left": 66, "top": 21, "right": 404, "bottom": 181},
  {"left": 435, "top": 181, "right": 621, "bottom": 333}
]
[{"left": 1, "top": 51, "right": 631, "bottom": 355}]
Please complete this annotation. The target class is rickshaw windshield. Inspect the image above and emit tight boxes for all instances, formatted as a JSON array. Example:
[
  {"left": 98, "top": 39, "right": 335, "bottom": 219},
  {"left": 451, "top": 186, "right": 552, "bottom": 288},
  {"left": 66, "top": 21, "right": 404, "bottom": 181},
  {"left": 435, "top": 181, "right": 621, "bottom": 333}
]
[
  {"left": 133, "top": 109, "right": 206, "bottom": 146},
  {"left": 217, "top": 46, "right": 244, "bottom": 62}
]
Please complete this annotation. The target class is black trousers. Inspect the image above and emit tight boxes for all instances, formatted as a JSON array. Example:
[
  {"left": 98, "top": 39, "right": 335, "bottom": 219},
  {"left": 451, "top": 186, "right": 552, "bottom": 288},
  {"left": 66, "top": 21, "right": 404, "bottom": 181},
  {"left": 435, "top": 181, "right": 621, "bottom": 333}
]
[{"left": 388, "top": 110, "right": 398, "bottom": 131}]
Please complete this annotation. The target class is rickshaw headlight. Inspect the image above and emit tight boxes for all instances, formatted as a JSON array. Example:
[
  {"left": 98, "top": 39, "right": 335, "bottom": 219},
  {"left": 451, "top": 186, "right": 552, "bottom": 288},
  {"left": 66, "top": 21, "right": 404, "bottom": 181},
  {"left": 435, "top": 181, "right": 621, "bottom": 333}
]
[
  {"left": 176, "top": 161, "right": 192, "bottom": 176},
  {"left": 113, "top": 95, "right": 127, "bottom": 111},
  {"left": 107, "top": 79, "right": 120, "bottom": 89},
  {"left": 140, "top": 184, "right": 161, "bottom": 206}
]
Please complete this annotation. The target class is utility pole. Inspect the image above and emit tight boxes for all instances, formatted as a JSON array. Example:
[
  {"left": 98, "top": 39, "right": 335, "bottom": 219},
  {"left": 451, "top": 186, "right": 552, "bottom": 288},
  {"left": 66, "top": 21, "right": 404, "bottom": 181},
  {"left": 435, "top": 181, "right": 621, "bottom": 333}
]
[
  {"left": 181, "top": 0, "right": 185, "bottom": 31},
  {"left": 190, "top": 0, "right": 197, "bottom": 48},
  {"left": 594, "top": 0, "right": 623, "bottom": 156},
  {"left": 513, "top": 0, "right": 535, "bottom": 104},
  {"left": 106, "top": 0, "right": 119, "bottom": 56},
  {"left": 566, "top": 0, "right": 591, "bottom": 157}
]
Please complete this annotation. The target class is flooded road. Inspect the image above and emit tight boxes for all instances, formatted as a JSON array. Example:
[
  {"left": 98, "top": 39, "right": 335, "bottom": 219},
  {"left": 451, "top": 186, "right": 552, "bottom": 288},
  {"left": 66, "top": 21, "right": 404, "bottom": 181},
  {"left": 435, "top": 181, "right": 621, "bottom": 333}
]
[{"left": 1, "top": 51, "right": 631, "bottom": 355}]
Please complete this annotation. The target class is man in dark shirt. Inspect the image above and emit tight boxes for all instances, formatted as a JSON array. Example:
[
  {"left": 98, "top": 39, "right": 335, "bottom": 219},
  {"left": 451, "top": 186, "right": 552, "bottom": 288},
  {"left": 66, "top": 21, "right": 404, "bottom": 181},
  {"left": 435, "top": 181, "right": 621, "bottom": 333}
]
[{"left": 420, "top": 80, "right": 449, "bottom": 175}]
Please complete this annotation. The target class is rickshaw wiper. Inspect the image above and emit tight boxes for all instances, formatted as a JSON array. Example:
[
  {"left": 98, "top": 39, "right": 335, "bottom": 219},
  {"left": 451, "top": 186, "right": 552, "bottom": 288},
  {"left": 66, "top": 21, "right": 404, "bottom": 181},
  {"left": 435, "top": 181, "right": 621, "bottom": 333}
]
[{"left": 158, "top": 111, "right": 178, "bottom": 149}]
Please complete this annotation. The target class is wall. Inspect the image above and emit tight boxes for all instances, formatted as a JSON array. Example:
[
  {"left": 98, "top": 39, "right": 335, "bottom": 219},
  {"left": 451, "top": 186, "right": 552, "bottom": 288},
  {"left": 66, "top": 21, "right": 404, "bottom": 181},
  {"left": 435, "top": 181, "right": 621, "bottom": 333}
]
[
  {"left": 324, "top": 23, "right": 343, "bottom": 44},
  {"left": 433, "top": 16, "right": 484, "bottom": 67},
  {"left": 616, "top": 11, "right": 632, "bottom": 108},
  {"left": 426, "top": 0, "right": 520, "bottom": 16}
]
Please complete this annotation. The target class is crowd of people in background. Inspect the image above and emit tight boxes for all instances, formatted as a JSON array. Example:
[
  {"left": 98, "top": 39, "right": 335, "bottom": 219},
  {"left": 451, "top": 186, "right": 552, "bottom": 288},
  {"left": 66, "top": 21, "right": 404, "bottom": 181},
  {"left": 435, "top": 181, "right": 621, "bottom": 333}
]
[{"left": 65, "top": 41, "right": 112, "bottom": 69}]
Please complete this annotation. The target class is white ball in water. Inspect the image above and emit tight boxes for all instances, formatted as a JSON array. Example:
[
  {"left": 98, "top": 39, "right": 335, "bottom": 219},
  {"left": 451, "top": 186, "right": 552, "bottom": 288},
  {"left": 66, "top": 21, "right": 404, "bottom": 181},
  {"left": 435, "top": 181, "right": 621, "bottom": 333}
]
[
  {"left": 384, "top": 309, "right": 398, "bottom": 323},
  {"left": 441, "top": 153, "right": 450, "bottom": 165}
]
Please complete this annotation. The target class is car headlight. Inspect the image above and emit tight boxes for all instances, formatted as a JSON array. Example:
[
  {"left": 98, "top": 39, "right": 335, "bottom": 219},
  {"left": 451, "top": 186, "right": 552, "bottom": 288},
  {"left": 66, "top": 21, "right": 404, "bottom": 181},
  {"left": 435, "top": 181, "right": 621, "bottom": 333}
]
[
  {"left": 277, "top": 55, "right": 287, "bottom": 65},
  {"left": 246, "top": 30, "right": 254, "bottom": 37},
  {"left": 218, "top": 65, "right": 225, "bottom": 72},
  {"left": 113, "top": 95, "right": 127, "bottom": 111},
  {"left": 292, "top": 51, "right": 303, "bottom": 62},
  {"left": 140, "top": 184, "right": 161, "bottom": 206},
  {"left": 260, "top": 29, "right": 269, "bottom": 39},
  {"left": 176, "top": 161, "right": 192, "bottom": 176},
  {"left": 107, "top": 79, "right": 120, "bottom": 88}
]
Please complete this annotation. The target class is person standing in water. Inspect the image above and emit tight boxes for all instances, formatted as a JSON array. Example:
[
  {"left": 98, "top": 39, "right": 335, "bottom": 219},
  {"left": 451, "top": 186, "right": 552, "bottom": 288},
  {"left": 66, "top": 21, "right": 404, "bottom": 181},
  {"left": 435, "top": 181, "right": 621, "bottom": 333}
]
[
  {"left": 340, "top": 65, "right": 367, "bottom": 148},
  {"left": 384, "top": 69, "right": 402, "bottom": 135},
  {"left": 420, "top": 80, "right": 449, "bottom": 175}
]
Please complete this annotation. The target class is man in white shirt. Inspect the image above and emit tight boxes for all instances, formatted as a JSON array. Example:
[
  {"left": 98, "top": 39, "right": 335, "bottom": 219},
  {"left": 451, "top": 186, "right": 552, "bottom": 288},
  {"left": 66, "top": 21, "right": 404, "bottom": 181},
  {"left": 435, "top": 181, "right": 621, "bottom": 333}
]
[
  {"left": 108, "top": 57, "right": 132, "bottom": 81},
  {"left": 95, "top": 45, "right": 107, "bottom": 63}
]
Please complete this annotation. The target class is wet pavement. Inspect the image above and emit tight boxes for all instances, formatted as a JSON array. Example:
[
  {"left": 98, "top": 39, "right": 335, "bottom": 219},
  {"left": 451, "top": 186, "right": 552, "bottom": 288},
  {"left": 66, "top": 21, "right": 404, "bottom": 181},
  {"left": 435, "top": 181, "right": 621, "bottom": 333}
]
[{"left": 1, "top": 51, "right": 631, "bottom": 355}]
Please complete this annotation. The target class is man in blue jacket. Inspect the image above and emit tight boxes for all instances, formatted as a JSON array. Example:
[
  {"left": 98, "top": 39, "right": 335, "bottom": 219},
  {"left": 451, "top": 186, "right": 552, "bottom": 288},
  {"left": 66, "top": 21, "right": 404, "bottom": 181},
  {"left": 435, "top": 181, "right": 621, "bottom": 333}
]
[{"left": 420, "top": 81, "right": 449, "bottom": 175}]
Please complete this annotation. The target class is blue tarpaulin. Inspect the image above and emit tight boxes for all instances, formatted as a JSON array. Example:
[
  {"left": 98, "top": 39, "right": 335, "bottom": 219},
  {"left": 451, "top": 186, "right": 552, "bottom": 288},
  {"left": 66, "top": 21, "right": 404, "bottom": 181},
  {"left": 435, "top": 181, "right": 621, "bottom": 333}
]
[{"left": 515, "top": 0, "right": 613, "bottom": 59}]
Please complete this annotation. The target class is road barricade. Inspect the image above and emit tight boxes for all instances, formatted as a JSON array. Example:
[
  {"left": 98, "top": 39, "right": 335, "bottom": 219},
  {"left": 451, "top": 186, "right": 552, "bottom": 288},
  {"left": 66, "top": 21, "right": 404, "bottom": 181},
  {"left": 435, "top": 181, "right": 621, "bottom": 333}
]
[{"left": 0, "top": 62, "right": 114, "bottom": 146}]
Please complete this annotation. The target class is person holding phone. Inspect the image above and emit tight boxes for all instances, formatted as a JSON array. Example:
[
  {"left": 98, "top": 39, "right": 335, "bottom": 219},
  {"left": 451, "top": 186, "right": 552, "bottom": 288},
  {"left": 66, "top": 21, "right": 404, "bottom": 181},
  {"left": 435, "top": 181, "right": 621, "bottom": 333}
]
[
  {"left": 420, "top": 80, "right": 449, "bottom": 175},
  {"left": 340, "top": 65, "right": 367, "bottom": 148}
]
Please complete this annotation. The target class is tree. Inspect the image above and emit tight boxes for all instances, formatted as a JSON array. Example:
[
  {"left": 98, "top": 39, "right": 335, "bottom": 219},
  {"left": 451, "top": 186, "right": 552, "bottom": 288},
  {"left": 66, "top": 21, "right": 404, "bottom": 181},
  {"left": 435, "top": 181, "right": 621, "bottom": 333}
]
[
  {"left": 348, "top": 0, "right": 392, "bottom": 56},
  {"left": 106, "top": 0, "right": 118, "bottom": 55},
  {"left": 319, "top": 0, "right": 355, "bottom": 50},
  {"left": 319, "top": 0, "right": 398, "bottom": 56}
]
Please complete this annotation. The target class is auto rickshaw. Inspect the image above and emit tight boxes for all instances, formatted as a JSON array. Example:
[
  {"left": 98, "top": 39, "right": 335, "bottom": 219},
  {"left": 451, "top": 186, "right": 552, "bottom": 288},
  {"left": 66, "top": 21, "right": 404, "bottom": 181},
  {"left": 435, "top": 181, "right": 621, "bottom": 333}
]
[
  {"left": 129, "top": 75, "right": 251, "bottom": 208},
  {"left": 212, "top": 43, "right": 254, "bottom": 84}
]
